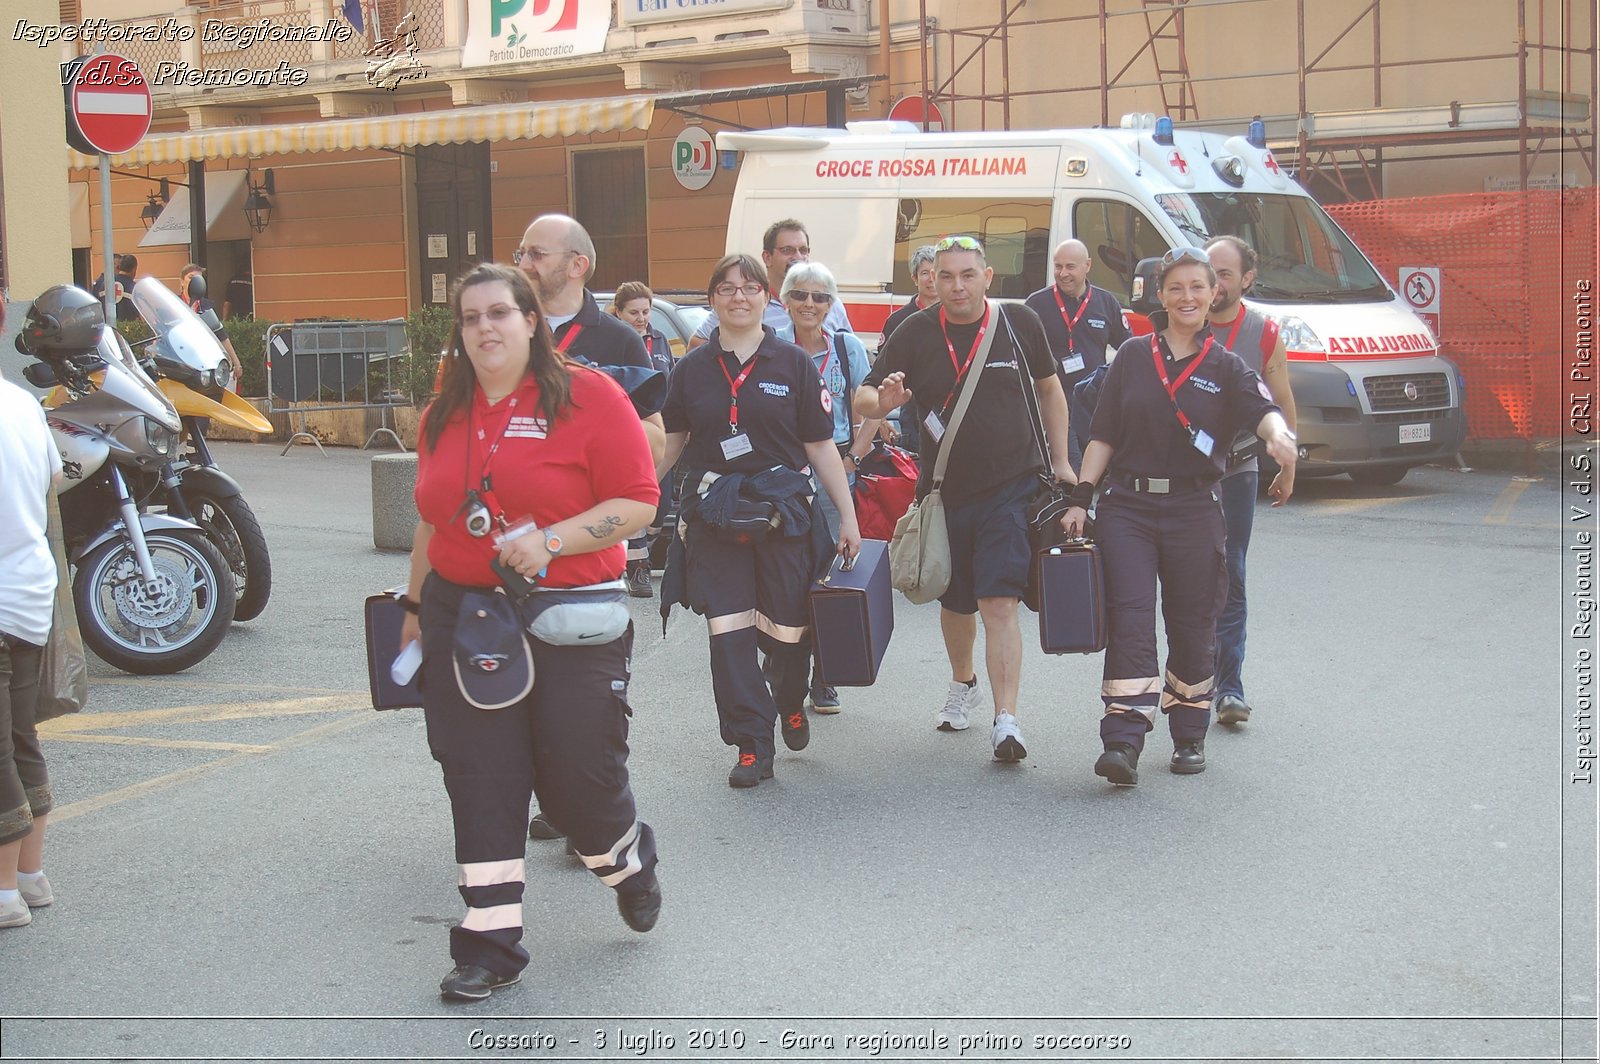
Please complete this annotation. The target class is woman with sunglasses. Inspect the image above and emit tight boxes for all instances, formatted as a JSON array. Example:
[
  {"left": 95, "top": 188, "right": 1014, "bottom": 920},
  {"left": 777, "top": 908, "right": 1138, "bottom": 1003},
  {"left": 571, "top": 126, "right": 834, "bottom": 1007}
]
[
  {"left": 657, "top": 254, "right": 861, "bottom": 787},
  {"left": 776, "top": 261, "right": 881, "bottom": 714},
  {"left": 1061, "top": 246, "right": 1297, "bottom": 785},
  {"left": 399, "top": 263, "right": 663, "bottom": 1002}
]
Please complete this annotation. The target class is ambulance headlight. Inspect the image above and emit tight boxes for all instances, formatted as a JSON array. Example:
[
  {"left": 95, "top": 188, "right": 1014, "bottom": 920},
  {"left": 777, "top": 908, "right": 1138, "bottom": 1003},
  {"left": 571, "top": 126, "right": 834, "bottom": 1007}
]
[{"left": 1273, "top": 314, "right": 1325, "bottom": 354}]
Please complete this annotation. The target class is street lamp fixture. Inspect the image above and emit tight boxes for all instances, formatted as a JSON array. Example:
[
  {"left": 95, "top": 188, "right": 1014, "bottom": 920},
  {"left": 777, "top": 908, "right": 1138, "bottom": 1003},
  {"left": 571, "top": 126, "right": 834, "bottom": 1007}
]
[
  {"left": 140, "top": 176, "right": 171, "bottom": 231},
  {"left": 244, "top": 169, "right": 275, "bottom": 234}
]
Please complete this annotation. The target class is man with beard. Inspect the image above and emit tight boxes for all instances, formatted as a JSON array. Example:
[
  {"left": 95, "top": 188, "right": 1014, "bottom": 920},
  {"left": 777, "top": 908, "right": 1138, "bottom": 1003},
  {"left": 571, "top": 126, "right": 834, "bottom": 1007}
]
[{"left": 1202, "top": 235, "right": 1297, "bottom": 727}]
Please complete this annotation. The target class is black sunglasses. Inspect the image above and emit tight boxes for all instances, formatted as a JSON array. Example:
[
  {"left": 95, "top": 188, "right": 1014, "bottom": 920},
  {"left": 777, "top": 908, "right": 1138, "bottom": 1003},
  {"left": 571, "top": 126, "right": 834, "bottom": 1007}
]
[{"left": 786, "top": 291, "right": 834, "bottom": 304}]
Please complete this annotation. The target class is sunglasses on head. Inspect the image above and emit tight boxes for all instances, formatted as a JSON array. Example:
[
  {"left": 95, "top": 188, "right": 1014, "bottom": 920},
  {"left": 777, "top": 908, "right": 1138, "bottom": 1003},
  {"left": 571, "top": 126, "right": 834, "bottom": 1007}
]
[
  {"left": 786, "top": 290, "right": 834, "bottom": 304},
  {"left": 1161, "top": 245, "right": 1211, "bottom": 268},
  {"left": 935, "top": 235, "right": 983, "bottom": 252}
]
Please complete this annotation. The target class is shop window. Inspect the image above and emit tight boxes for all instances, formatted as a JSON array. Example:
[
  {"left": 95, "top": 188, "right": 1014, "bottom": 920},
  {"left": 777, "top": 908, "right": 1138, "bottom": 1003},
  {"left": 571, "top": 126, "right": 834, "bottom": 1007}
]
[
  {"left": 573, "top": 149, "right": 648, "bottom": 292},
  {"left": 893, "top": 197, "right": 1052, "bottom": 299}
]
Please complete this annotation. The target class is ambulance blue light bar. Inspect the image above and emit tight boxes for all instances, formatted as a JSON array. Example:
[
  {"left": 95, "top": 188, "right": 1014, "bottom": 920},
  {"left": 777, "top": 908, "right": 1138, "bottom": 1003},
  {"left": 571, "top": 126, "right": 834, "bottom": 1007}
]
[{"left": 1153, "top": 116, "right": 1175, "bottom": 145}]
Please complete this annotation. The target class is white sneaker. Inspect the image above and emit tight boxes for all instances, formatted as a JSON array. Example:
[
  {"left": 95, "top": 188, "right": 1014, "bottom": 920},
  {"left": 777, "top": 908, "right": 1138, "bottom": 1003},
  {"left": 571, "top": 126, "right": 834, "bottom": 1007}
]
[
  {"left": 0, "top": 894, "right": 31, "bottom": 928},
  {"left": 991, "top": 711, "right": 1027, "bottom": 762},
  {"left": 18, "top": 873, "right": 51, "bottom": 908},
  {"left": 936, "top": 680, "right": 980, "bottom": 731}
]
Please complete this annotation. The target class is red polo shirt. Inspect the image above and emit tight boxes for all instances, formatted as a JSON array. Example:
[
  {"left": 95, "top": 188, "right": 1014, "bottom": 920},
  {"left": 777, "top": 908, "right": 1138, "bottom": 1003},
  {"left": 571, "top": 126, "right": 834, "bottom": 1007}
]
[{"left": 416, "top": 364, "right": 659, "bottom": 589}]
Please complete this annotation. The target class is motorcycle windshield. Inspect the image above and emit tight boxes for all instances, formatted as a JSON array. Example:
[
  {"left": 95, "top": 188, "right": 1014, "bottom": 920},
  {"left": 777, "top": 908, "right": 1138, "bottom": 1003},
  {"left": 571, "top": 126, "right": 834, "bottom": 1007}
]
[
  {"left": 94, "top": 325, "right": 181, "bottom": 432},
  {"left": 131, "top": 276, "right": 226, "bottom": 372}
]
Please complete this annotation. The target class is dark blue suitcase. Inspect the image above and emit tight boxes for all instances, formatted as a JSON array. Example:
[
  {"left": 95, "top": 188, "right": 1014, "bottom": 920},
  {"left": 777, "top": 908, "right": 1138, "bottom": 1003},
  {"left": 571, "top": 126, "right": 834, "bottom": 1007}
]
[
  {"left": 809, "top": 538, "right": 894, "bottom": 686},
  {"left": 365, "top": 588, "right": 423, "bottom": 710},
  {"left": 1036, "top": 541, "right": 1107, "bottom": 655}
]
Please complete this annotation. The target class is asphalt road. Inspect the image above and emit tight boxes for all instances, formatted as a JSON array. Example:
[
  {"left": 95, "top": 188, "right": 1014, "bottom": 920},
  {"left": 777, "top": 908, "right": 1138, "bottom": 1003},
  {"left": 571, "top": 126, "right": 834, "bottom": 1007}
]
[{"left": 0, "top": 441, "right": 1593, "bottom": 1064}]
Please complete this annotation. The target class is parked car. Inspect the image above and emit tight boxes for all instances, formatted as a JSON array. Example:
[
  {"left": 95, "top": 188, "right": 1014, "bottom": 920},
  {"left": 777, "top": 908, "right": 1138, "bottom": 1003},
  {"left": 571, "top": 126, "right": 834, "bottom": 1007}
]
[{"left": 595, "top": 291, "right": 708, "bottom": 363}]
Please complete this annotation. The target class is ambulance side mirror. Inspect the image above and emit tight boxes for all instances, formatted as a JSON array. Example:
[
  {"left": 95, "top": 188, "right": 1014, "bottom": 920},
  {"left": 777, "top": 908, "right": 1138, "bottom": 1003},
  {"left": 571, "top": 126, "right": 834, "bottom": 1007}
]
[{"left": 1130, "top": 257, "right": 1163, "bottom": 315}]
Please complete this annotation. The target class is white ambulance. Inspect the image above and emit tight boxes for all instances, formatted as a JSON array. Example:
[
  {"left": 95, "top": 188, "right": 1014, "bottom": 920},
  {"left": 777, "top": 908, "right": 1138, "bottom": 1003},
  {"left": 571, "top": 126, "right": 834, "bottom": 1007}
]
[{"left": 717, "top": 118, "right": 1467, "bottom": 485}]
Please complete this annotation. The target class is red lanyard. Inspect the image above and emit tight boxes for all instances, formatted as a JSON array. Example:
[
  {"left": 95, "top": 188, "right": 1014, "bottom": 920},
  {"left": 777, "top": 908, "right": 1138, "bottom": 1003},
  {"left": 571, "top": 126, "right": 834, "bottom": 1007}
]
[
  {"left": 1052, "top": 286, "right": 1092, "bottom": 355},
  {"left": 1217, "top": 309, "right": 1247, "bottom": 351},
  {"left": 1150, "top": 334, "right": 1214, "bottom": 433},
  {"left": 642, "top": 332, "right": 652, "bottom": 359},
  {"left": 555, "top": 322, "right": 584, "bottom": 353},
  {"left": 939, "top": 303, "right": 990, "bottom": 403},
  {"left": 815, "top": 333, "right": 835, "bottom": 380},
  {"left": 718, "top": 352, "right": 759, "bottom": 429},
  {"left": 466, "top": 388, "right": 524, "bottom": 518}
]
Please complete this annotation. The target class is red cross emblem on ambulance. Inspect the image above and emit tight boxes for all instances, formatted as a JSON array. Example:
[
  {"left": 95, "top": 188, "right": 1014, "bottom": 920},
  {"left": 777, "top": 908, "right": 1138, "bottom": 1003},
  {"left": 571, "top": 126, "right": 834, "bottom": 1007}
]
[
  {"left": 1167, "top": 150, "right": 1188, "bottom": 174},
  {"left": 1264, "top": 152, "right": 1281, "bottom": 174}
]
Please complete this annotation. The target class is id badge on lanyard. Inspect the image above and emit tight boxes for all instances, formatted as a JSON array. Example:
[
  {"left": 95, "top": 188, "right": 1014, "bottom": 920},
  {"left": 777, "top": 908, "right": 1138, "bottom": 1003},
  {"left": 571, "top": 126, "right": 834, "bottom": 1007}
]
[
  {"left": 1054, "top": 288, "right": 1090, "bottom": 374},
  {"left": 719, "top": 351, "right": 758, "bottom": 461},
  {"left": 1151, "top": 335, "right": 1216, "bottom": 456}
]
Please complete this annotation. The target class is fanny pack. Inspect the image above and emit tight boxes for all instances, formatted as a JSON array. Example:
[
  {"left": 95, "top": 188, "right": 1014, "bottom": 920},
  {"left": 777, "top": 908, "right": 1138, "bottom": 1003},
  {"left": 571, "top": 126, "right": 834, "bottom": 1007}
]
[
  {"left": 516, "top": 580, "right": 631, "bottom": 646},
  {"left": 711, "top": 499, "right": 781, "bottom": 544}
]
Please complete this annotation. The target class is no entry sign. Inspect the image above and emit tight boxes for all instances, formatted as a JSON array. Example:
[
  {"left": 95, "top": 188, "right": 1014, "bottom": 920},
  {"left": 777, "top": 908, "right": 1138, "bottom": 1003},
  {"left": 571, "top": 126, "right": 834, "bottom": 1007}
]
[{"left": 63, "top": 54, "right": 152, "bottom": 156}]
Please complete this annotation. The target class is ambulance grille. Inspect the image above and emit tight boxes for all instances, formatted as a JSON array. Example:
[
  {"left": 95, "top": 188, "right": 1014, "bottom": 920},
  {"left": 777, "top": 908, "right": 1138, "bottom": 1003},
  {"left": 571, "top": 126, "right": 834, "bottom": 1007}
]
[{"left": 1364, "top": 373, "right": 1449, "bottom": 411}]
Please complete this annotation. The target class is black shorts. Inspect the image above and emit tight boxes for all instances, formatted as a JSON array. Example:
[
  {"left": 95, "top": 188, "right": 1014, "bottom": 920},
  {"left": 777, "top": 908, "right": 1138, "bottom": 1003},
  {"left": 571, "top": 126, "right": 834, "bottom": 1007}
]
[{"left": 939, "top": 471, "right": 1036, "bottom": 615}]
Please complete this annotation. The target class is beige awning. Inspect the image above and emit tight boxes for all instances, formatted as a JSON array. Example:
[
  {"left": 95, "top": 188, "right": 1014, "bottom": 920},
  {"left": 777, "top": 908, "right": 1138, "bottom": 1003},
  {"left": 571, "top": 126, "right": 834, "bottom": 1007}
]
[{"left": 68, "top": 95, "right": 656, "bottom": 168}]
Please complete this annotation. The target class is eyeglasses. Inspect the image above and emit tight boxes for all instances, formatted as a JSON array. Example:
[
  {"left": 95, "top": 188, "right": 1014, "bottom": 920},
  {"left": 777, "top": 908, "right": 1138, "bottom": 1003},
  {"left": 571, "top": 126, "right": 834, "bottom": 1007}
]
[
  {"left": 714, "top": 282, "right": 766, "bottom": 298},
  {"left": 772, "top": 244, "right": 810, "bottom": 257},
  {"left": 512, "top": 246, "right": 574, "bottom": 265},
  {"left": 460, "top": 305, "right": 524, "bottom": 329},
  {"left": 1161, "top": 245, "right": 1211, "bottom": 268},
  {"left": 934, "top": 235, "right": 982, "bottom": 252},
  {"left": 786, "top": 290, "right": 834, "bottom": 304}
]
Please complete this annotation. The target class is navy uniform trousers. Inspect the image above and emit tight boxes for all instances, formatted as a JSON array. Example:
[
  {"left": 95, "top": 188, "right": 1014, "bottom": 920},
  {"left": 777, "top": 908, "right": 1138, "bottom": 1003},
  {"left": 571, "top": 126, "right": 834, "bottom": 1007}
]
[
  {"left": 683, "top": 523, "right": 812, "bottom": 760},
  {"left": 1095, "top": 482, "right": 1230, "bottom": 751},
  {"left": 419, "top": 574, "right": 657, "bottom": 978}
]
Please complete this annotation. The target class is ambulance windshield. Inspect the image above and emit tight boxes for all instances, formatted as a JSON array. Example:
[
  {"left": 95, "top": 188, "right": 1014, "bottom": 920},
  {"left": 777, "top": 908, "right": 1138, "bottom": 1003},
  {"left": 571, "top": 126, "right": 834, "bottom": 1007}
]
[{"left": 1156, "top": 192, "right": 1389, "bottom": 303}]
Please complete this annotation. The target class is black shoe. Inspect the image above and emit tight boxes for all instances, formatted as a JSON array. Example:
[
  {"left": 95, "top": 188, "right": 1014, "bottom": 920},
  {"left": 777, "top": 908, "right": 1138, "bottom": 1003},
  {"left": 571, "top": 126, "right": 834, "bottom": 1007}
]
[
  {"left": 439, "top": 964, "right": 520, "bottom": 1002},
  {"left": 1094, "top": 743, "right": 1140, "bottom": 786},
  {"left": 626, "top": 561, "right": 653, "bottom": 599},
  {"left": 779, "top": 706, "right": 810, "bottom": 751},
  {"left": 528, "top": 811, "right": 564, "bottom": 841},
  {"left": 807, "top": 683, "right": 841, "bottom": 714},
  {"left": 1170, "top": 738, "right": 1207, "bottom": 774},
  {"left": 616, "top": 874, "right": 662, "bottom": 933},
  {"left": 1215, "top": 694, "right": 1252, "bottom": 725},
  {"left": 728, "top": 751, "right": 775, "bottom": 788}
]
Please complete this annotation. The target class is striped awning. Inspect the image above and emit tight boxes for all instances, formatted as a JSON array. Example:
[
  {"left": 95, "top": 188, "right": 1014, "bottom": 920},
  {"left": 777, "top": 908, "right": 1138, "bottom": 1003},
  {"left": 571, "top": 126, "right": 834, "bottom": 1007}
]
[{"left": 67, "top": 95, "right": 656, "bottom": 169}]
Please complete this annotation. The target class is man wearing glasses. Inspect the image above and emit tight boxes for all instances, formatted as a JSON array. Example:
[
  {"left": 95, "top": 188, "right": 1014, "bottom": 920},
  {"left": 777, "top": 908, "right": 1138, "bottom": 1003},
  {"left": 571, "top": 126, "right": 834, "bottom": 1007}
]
[
  {"left": 855, "top": 236, "right": 1076, "bottom": 763},
  {"left": 688, "top": 219, "right": 854, "bottom": 350},
  {"left": 516, "top": 213, "right": 666, "bottom": 846}
]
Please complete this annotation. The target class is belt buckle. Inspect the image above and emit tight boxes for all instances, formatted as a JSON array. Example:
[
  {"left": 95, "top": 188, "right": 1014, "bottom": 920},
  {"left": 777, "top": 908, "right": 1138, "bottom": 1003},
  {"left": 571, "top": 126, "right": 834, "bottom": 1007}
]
[{"left": 1146, "top": 477, "right": 1171, "bottom": 494}]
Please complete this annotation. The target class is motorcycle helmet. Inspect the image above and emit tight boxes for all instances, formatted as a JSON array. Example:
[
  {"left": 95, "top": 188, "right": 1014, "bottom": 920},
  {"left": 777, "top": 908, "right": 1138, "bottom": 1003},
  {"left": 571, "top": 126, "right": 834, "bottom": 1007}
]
[{"left": 18, "top": 284, "right": 105, "bottom": 356}]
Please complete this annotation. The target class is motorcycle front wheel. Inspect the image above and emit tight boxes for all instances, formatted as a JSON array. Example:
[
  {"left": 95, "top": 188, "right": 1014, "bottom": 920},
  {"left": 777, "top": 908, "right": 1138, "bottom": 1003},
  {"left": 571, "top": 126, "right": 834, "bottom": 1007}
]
[
  {"left": 188, "top": 491, "right": 272, "bottom": 622},
  {"left": 74, "top": 528, "right": 237, "bottom": 675}
]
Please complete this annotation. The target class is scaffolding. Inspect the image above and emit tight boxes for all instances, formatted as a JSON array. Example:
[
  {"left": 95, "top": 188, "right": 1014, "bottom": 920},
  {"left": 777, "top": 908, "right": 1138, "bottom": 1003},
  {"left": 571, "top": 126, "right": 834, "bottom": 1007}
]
[{"left": 911, "top": 0, "right": 1595, "bottom": 199}]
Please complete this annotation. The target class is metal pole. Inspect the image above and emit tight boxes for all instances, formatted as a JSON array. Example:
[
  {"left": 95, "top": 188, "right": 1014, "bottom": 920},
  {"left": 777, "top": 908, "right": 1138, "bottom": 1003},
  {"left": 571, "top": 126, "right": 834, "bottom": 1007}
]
[
  {"left": 1000, "top": 0, "right": 1011, "bottom": 130},
  {"left": 98, "top": 155, "right": 116, "bottom": 323},
  {"left": 1099, "top": 0, "right": 1109, "bottom": 127},
  {"left": 879, "top": 0, "right": 893, "bottom": 116},
  {"left": 1517, "top": 0, "right": 1529, "bottom": 189},
  {"left": 919, "top": 0, "right": 929, "bottom": 130},
  {"left": 1296, "top": 0, "right": 1308, "bottom": 180}
]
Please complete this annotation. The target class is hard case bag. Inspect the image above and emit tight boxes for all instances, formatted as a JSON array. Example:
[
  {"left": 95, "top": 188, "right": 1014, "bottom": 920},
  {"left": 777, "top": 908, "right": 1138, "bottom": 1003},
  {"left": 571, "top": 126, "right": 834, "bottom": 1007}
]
[
  {"left": 808, "top": 537, "right": 894, "bottom": 686},
  {"left": 1036, "top": 540, "right": 1107, "bottom": 655},
  {"left": 365, "top": 588, "right": 423, "bottom": 710}
]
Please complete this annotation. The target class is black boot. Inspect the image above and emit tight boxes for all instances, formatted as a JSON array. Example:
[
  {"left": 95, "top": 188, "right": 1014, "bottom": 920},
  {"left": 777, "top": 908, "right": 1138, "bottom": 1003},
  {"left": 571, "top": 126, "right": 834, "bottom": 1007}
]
[
  {"left": 1170, "top": 738, "right": 1206, "bottom": 774},
  {"left": 1094, "top": 742, "right": 1140, "bottom": 786}
]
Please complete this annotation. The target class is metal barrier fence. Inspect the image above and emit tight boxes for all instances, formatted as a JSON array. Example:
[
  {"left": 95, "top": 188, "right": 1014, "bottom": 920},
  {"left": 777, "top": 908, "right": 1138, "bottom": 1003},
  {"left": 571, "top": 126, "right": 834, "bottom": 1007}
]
[{"left": 265, "top": 319, "right": 410, "bottom": 455}]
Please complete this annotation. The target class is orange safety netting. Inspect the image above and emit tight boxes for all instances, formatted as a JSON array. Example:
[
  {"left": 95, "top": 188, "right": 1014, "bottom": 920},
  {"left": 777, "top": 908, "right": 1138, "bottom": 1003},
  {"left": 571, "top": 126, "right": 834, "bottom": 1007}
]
[{"left": 1327, "top": 188, "right": 1598, "bottom": 441}]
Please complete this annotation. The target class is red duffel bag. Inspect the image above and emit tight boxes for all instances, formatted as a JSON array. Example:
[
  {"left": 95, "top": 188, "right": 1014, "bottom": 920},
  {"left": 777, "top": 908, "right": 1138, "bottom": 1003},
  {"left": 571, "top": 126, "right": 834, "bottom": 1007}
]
[{"left": 852, "top": 442, "right": 920, "bottom": 541}]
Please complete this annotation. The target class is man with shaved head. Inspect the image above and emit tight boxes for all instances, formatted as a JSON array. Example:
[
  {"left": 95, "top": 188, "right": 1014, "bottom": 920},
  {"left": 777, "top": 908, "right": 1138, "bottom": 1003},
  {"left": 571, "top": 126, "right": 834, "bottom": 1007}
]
[
  {"left": 1024, "top": 239, "right": 1130, "bottom": 472},
  {"left": 514, "top": 212, "right": 664, "bottom": 844}
]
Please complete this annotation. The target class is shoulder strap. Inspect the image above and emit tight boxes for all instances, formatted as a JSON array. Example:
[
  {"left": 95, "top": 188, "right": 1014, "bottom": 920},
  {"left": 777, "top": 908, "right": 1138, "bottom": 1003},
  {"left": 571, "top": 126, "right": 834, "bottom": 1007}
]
[
  {"left": 835, "top": 332, "right": 853, "bottom": 398},
  {"left": 931, "top": 300, "right": 998, "bottom": 486},
  {"left": 1003, "top": 307, "right": 1052, "bottom": 471}
]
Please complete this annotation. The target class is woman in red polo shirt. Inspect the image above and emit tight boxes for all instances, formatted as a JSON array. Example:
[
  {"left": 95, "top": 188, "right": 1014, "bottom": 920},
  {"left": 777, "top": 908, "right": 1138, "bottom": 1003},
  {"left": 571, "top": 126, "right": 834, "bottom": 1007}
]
[{"left": 397, "top": 263, "right": 661, "bottom": 1003}]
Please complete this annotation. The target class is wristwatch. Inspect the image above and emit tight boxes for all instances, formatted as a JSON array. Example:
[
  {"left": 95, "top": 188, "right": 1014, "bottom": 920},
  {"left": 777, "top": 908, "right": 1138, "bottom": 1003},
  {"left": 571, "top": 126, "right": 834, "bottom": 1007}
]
[
  {"left": 543, "top": 528, "right": 565, "bottom": 557},
  {"left": 847, "top": 452, "right": 863, "bottom": 467}
]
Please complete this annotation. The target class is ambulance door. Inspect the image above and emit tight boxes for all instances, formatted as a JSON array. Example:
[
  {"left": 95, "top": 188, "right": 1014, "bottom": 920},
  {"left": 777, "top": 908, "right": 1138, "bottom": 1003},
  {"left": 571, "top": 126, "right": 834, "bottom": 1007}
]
[{"left": 1070, "top": 195, "right": 1173, "bottom": 329}]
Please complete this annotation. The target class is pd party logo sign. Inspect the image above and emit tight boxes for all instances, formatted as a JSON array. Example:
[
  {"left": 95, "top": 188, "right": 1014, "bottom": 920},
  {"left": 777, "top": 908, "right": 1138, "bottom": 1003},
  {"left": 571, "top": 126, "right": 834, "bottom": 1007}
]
[
  {"left": 672, "top": 127, "right": 716, "bottom": 191},
  {"left": 462, "top": 0, "right": 609, "bottom": 67}
]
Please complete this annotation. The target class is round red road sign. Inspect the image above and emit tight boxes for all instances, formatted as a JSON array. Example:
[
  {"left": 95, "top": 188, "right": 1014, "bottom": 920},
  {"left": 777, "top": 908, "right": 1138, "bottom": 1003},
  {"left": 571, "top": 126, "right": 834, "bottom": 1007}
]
[
  {"left": 67, "top": 54, "right": 152, "bottom": 155},
  {"left": 888, "top": 95, "right": 945, "bottom": 131}
]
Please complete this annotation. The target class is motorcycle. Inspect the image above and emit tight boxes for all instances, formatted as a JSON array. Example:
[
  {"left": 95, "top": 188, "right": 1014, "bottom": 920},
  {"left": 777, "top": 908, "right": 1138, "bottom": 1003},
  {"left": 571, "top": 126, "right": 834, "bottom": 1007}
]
[
  {"left": 131, "top": 275, "right": 274, "bottom": 621},
  {"left": 19, "top": 285, "right": 237, "bottom": 674}
]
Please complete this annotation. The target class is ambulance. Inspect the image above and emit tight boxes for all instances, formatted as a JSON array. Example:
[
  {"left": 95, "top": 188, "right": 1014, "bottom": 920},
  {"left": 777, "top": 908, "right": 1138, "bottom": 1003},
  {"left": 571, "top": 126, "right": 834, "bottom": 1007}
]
[{"left": 716, "top": 117, "right": 1467, "bottom": 485}]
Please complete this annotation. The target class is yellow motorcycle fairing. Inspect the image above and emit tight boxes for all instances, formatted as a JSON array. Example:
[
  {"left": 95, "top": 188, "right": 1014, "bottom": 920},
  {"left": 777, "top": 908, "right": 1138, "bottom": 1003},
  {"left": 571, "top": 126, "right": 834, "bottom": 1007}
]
[{"left": 157, "top": 379, "right": 274, "bottom": 434}]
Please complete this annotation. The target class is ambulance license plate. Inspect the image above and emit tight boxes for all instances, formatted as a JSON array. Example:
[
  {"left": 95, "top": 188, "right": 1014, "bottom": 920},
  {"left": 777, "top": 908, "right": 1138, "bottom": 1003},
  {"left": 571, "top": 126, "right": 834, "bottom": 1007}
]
[{"left": 1398, "top": 423, "right": 1431, "bottom": 444}]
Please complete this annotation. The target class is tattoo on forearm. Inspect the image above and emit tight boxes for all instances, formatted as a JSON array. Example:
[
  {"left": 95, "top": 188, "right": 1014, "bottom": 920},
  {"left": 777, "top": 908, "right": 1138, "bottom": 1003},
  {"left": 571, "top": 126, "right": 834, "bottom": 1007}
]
[{"left": 583, "top": 515, "right": 626, "bottom": 540}]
